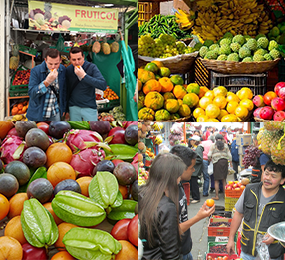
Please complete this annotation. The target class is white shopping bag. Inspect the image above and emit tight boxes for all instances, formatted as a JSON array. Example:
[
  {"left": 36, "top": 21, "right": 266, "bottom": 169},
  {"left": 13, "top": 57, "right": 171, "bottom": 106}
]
[{"left": 208, "top": 161, "right": 213, "bottom": 176}]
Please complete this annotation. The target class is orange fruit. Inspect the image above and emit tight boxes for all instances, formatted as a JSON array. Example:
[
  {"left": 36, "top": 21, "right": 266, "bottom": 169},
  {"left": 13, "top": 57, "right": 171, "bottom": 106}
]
[
  {"left": 199, "top": 97, "right": 212, "bottom": 110},
  {"left": 236, "top": 87, "right": 253, "bottom": 100},
  {"left": 119, "top": 184, "right": 129, "bottom": 199},
  {"left": 46, "top": 143, "right": 73, "bottom": 168},
  {"left": 183, "top": 93, "right": 199, "bottom": 108},
  {"left": 221, "top": 114, "right": 239, "bottom": 122},
  {"left": 76, "top": 176, "right": 93, "bottom": 197},
  {"left": 196, "top": 115, "right": 209, "bottom": 122},
  {"left": 235, "top": 105, "right": 249, "bottom": 119},
  {"left": 226, "top": 101, "right": 239, "bottom": 114},
  {"left": 263, "top": 91, "right": 277, "bottom": 106},
  {"left": 206, "top": 199, "right": 215, "bottom": 207},
  {"left": 0, "top": 194, "right": 9, "bottom": 221},
  {"left": 51, "top": 251, "right": 75, "bottom": 260},
  {"left": 47, "top": 162, "right": 76, "bottom": 187},
  {"left": 193, "top": 108, "right": 205, "bottom": 119},
  {"left": 226, "top": 93, "right": 240, "bottom": 103},
  {"left": 198, "top": 86, "right": 209, "bottom": 98},
  {"left": 43, "top": 202, "right": 63, "bottom": 225},
  {"left": 217, "top": 109, "right": 229, "bottom": 121},
  {"left": 213, "top": 86, "right": 227, "bottom": 97},
  {"left": 0, "top": 236, "right": 23, "bottom": 260},
  {"left": 8, "top": 193, "right": 28, "bottom": 219},
  {"left": 178, "top": 104, "right": 191, "bottom": 117},
  {"left": 4, "top": 216, "right": 27, "bottom": 245},
  {"left": 0, "top": 122, "right": 14, "bottom": 139},
  {"left": 204, "top": 90, "right": 215, "bottom": 100},
  {"left": 55, "top": 222, "right": 78, "bottom": 251},
  {"left": 115, "top": 240, "right": 138, "bottom": 260},
  {"left": 205, "top": 104, "right": 220, "bottom": 119},
  {"left": 213, "top": 96, "right": 227, "bottom": 109},
  {"left": 239, "top": 99, "right": 254, "bottom": 111},
  {"left": 151, "top": 60, "right": 164, "bottom": 68}
]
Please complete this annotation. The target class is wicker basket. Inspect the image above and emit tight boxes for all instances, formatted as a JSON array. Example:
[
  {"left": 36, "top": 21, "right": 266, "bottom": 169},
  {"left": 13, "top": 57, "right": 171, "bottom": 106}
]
[
  {"left": 138, "top": 115, "right": 191, "bottom": 122},
  {"left": 139, "top": 53, "right": 198, "bottom": 74},
  {"left": 254, "top": 117, "right": 285, "bottom": 122},
  {"left": 198, "top": 57, "right": 281, "bottom": 74}
]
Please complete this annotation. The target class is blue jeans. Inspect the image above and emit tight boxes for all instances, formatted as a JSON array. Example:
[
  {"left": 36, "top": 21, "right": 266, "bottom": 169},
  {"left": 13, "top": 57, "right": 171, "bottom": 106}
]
[
  {"left": 240, "top": 251, "right": 283, "bottom": 260},
  {"left": 69, "top": 106, "right": 98, "bottom": 121},
  {"left": 181, "top": 251, "right": 193, "bottom": 260},
  {"left": 202, "top": 160, "right": 210, "bottom": 196}
]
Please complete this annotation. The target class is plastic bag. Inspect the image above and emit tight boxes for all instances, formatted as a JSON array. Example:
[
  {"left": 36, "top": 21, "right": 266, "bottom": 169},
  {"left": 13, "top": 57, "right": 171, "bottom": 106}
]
[
  {"left": 255, "top": 234, "right": 271, "bottom": 260},
  {"left": 56, "top": 34, "right": 65, "bottom": 52},
  {"left": 208, "top": 162, "right": 213, "bottom": 176}
]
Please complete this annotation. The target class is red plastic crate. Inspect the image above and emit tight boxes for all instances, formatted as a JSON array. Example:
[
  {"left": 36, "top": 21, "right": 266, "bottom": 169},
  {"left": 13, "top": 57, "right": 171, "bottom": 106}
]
[
  {"left": 208, "top": 218, "right": 232, "bottom": 237},
  {"left": 205, "top": 253, "right": 239, "bottom": 260},
  {"left": 225, "top": 189, "right": 243, "bottom": 198}
]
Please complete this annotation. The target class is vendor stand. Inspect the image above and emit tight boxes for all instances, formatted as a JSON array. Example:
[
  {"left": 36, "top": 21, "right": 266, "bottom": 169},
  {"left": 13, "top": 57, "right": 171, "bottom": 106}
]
[
  {"left": 138, "top": 0, "right": 285, "bottom": 123},
  {"left": 1, "top": 0, "right": 138, "bottom": 121}
]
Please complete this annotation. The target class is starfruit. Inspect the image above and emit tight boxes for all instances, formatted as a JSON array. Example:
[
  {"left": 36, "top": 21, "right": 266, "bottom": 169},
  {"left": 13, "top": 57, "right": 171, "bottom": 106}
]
[
  {"left": 51, "top": 190, "right": 106, "bottom": 227},
  {"left": 21, "top": 198, "right": 59, "bottom": 248},
  {"left": 88, "top": 171, "right": 123, "bottom": 214},
  {"left": 63, "top": 227, "right": 122, "bottom": 260}
]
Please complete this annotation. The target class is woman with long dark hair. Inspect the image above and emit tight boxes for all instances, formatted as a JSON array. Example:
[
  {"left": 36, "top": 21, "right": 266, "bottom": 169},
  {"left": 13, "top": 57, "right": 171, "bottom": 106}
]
[
  {"left": 208, "top": 134, "right": 232, "bottom": 200},
  {"left": 139, "top": 153, "right": 186, "bottom": 260}
]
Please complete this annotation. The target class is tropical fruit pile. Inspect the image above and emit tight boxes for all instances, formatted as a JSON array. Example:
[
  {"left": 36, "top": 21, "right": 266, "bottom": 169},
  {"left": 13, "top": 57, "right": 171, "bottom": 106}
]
[
  {"left": 176, "top": 0, "right": 272, "bottom": 42},
  {"left": 257, "top": 122, "right": 285, "bottom": 165},
  {"left": 0, "top": 121, "right": 138, "bottom": 260},
  {"left": 253, "top": 82, "right": 285, "bottom": 121},
  {"left": 138, "top": 61, "right": 255, "bottom": 121},
  {"left": 138, "top": 33, "right": 196, "bottom": 58},
  {"left": 198, "top": 33, "right": 281, "bottom": 62}
]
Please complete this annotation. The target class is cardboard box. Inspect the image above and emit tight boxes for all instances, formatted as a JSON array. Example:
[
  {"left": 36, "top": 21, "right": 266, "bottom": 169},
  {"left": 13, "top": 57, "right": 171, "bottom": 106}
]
[
  {"left": 236, "top": 134, "right": 252, "bottom": 146},
  {"left": 238, "top": 145, "right": 249, "bottom": 155},
  {"left": 173, "top": 0, "right": 191, "bottom": 12},
  {"left": 239, "top": 154, "right": 244, "bottom": 167}
]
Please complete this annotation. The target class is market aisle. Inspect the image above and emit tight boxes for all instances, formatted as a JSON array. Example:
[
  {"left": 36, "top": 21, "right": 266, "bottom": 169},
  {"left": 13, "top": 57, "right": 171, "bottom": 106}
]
[{"left": 188, "top": 171, "right": 235, "bottom": 259}]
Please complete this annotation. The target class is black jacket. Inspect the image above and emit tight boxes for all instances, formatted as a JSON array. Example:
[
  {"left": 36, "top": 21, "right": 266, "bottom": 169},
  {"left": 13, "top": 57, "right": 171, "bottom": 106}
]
[
  {"left": 141, "top": 195, "right": 182, "bottom": 260},
  {"left": 241, "top": 182, "right": 285, "bottom": 258}
]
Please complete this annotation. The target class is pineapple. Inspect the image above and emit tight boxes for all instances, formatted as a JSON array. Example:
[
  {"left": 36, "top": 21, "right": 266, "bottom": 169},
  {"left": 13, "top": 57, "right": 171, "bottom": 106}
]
[
  {"left": 271, "top": 155, "right": 284, "bottom": 165},
  {"left": 270, "top": 129, "right": 285, "bottom": 162},
  {"left": 260, "top": 130, "right": 280, "bottom": 155},
  {"left": 264, "top": 121, "right": 285, "bottom": 131},
  {"left": 9, "top": 44, "right": 19, "bottom": 70},
  {"left": 101, "top": 37, "right": 111, "bottom": 55},
  {"left": 92, "top": 35, "right": 101, "bottom": 54},
  {"left": 111, "top": 33, "right": 120, "bottom": 53}
]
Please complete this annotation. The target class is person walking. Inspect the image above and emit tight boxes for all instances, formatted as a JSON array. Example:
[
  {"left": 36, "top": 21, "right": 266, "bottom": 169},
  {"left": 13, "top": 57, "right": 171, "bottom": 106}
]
[
  {"left": 65, "top": 47, "right": 107, "bottom": 121},
  {"left": 230, "top": 137, "right": 239, "bottom": 181},
  {"left": 208, "top": 133, "right": 232, "bottom": 200},
  {"left": 26, "top": 48, "right": 67, "bottom": 121}
]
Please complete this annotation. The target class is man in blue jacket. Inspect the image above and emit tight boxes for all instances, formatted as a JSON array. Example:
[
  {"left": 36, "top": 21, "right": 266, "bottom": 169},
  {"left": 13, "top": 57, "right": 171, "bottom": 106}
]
[
  {"left": 65, "top": 47, "right": 107, "bottom": 121},
  {"left": 26, "top": 48, "right": 66, "bottom": 121},
  {"left": 230, "top": 137, "right": 239, "bottom": 181}
]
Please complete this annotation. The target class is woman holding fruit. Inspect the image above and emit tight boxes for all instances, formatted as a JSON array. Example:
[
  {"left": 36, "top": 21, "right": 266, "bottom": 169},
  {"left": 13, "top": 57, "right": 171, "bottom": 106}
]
[
  {"left": 139, "top": 153, "right": 185, "bottom": 260},
  {"left": 208, "top": 134, "right": 232, "bottom": 200}
]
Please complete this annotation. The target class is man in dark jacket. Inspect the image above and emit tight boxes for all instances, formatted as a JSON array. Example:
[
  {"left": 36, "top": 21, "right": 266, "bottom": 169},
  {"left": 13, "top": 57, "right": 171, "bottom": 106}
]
[
  {"left": 27, "top": 48, "right": 66, "bottom": 121},
  {"left": 170, "top": 145, "right": 215, "bottom": 260},
  {"left": 227, "top": 160, "right": 285, "bottom": 260},
  {"left": 65, "top": 47, "right": 107, "bottom": 121},
  {"left": 230, "top": 138, "right": 239, "bottom": 181}
]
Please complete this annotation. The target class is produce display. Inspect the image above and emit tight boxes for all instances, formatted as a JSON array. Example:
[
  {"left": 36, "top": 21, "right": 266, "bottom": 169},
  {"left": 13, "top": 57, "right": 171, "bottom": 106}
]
[
  {"left": 0, "top": 121, "right": 138, "bottom": 260},
  {"left": 242, "top": 145, "right": 261, "bottom": 168},
  {"left": 98, "top": 106, "right": 126, "bottom": 122},
  {"left": 12, "top": 69, "right": 31, "bottom": 86},
  {"left": 104, "top": 87, "right": 119, "bottom": 101},
  {"left": 225, "top": 179, "right": 249, "bottom": 191},
  {"left": 138, "top": 61, "right": 256, "bottom": 122},
  {"left": 11, "top": 100, "right": 29, "bottom": 117}
]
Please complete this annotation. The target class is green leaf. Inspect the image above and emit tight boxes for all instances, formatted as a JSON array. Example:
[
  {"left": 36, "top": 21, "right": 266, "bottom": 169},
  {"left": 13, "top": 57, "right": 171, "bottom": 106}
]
[{"left": 26, "top": 167, "right": 47, "bottom": 189}]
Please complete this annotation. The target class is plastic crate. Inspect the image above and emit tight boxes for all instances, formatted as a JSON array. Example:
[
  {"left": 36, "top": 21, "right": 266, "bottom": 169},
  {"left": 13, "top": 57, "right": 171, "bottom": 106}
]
[
  {"left": 210, "top": 72, "right": 267, "bottom": 95},
  {"left": 195, "top": 58, "right": 210, "bottom": 87},
  {"left": 9, "top": 88, "right": 29, "bottom": 97},
  {"left": 138, "top": 2, "right": 160, "bottom": 26},
  {"left": 205, "top": 253, "right": 239, "bottom": 260},
  {"left": 208, "top": 217, "right": 232, "bottom": 237},
  {"left": 225, "top": 197, "right": 239, "bottom": 211},
  {"left": 208, "top": 242, "right": 237, "bottom": 254},
  {"left": 96, "top": 99, "right": 109, "bottom": 109},
  {"left": 208, "top": 232, "right": 238, "bottom": 243},
  {"left": 10, "top": 65, "right": 31, "bottom": 89}
]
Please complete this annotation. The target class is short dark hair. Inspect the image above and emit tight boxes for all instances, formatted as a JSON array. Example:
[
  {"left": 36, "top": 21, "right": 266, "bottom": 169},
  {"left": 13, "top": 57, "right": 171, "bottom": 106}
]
[
  {"left": 170, "top": 145, "right": 197, "bottom": 167},
  {"left": 69, "top": 46, "right": 83, "bottom": 57},
  {"left": 45, "top": 48, "right": 60, "bottom": 59},
  {"left": 264, "top": 160, "right": 285, "bottom": 179}
]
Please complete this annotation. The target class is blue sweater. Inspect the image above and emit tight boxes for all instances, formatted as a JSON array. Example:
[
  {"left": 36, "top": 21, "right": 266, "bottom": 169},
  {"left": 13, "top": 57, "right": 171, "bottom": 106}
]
[
  {"left": 26, "top": 61, "right": 66, "bottom": 121},
  {"left": 66, "top": 61, "right": 107, "bottom": 110}
]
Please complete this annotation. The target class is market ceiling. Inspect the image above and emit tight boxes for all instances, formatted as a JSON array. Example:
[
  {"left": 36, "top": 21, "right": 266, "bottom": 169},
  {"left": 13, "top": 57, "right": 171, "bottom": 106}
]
[{"left": 14, "top": 0, "right": 137, "bottom": 8}]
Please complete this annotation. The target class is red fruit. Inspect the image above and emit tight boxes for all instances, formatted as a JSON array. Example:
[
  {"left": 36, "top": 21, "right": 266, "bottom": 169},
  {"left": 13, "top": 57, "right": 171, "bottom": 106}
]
[
  {"left": 253, "top": 107, "right": 263, "bottom": 119},
  {"left": 111, "top": 218, "right": 131, "bottom": 241},
  {"left": 278, "top": 87, "right": 285, "bottom": 99},
  {"left": 271, "top": 97, "right": 285, "bottom": 111},
  {"left": 22, "top": 243, "right": 48, "bottom": 260},
  {"left": 107, "top": 127, "right": 127, "bottom": 144},
  {"left": 253, "top": 95, "right": 265, "bottom": 107},
  {"left": 264, "top": 91, "right": 277, "bottom": 106},
  {"left": 273, "top": 111, "right": 285, "bottom": 121},
  {"left": 259, "top": 106, "right": 274, "bottom": 120},
  {"left": 36, "top": 122, "right": 50, "bottom": 135},
  {"left": 112, "top": 159, "right": 124, "bottom": 167},
  {"left": 274, "top": 82, "right": 285, "bottom": 96},
  {"left": 7, "top": 127, "right": 19, "bottom": 136},
  {"left": 122, "top": 121, "right": 138, "bottom": 129},
  {"left": 127, "top": 214, "right": 138, "bottom": 247}
]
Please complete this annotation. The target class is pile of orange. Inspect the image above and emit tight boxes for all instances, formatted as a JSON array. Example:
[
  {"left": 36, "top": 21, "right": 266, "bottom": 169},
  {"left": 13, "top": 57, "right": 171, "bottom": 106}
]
[
  {"left": 104, "top": 87, "right": 119, "bottom": 100},
  {"left": 11, "top": 100, "right": 29, "bottom": 115}
]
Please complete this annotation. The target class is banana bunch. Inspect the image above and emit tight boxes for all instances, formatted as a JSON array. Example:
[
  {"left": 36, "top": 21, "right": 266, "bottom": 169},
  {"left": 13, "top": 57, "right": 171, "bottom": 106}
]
[
  {"left": 12, "top": 113, "right": 28, "bottom": 121},
  {"left": 175, "top": 9, "right": 195, "bottom": 30},
  {"left": 191, "top": 0, "right": 273, "bottom": 42},
  {"left": 152, "top": 122, "right": 164, "bottom": 131},
  {"left": 154, "top": 135, "right": 163, "bottom": 145}
]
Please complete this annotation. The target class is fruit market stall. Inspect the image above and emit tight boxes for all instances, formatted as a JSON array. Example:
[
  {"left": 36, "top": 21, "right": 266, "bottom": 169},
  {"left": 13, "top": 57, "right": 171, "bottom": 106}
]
[
  {"left": 138, "top": 0, "right": 285, "bottom": 122},
  {"left": 1, "top": 0, "right": 138, "bottom": 121},
  {"left": 0, "top": 120, "right": 138, "bottom": 260}
]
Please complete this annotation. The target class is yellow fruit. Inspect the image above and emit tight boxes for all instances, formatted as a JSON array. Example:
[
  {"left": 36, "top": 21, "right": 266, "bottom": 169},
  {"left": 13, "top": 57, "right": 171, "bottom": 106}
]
[
  {"left": 179, "top": 104, "right": 191, "bottom": 117},
  {"left": 205, "top": 104, "right": 220, "bottom": 119},
  {"left": 235, "top": 105, "right": 249, "bottom": 120},
  {"left": 213, "top": 96, "right": 227, "bottom": 109},
  {"left": 206, "top": 119, "right": 219, "bottom": 122},
  {"left": 197, "top": 115, "right": 209, "bottom": 122},
  {"left": 213, "top": 86, "right": 227, "bottom": 97},
  {"left": 204, "top": 90, "right": 215, "bottom": 100},
  {"left": 193, "top": 108, "right": 205, "bottom": 119},
  {"left": 217, "top": 109, "right": 229, "bottom": 121},
  {"left": 239, "top": 99, "right": 254, "bottom": 111},
  {"left": 236, "top": 87, "right": 253, "bottom": 100},
  {"left": 226, "top": 93, "right": 240, "bottom": 103},
  {"left": 226, "top": 101, "right": 239, "bottom": 114},
  {"left": 221, "top": 114, "right": 239, "bottom": 122},
  {"left": 199, "top": 97, "right": 212, "bottom": 110}
]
